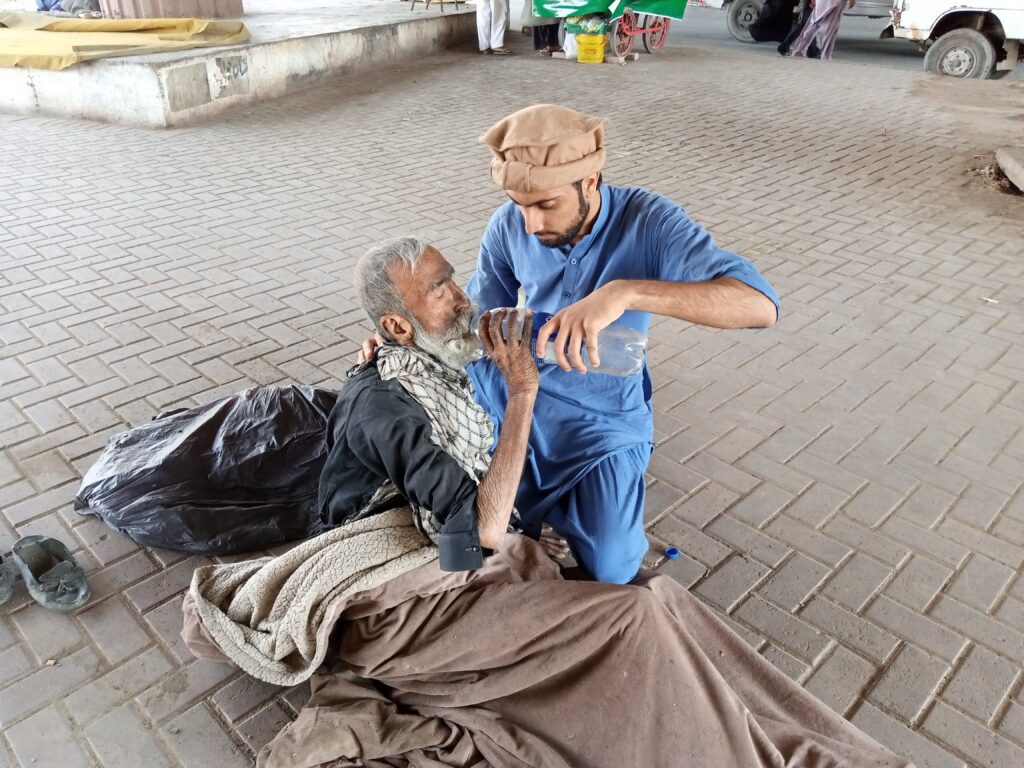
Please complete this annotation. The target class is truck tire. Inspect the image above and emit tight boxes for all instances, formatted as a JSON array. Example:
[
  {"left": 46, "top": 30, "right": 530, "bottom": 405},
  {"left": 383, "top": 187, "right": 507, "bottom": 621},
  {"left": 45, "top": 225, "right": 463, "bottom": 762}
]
[
  {"left": 726, "top": 0, "right": 763, "bottom": 43},
  {"left": 923, "top": 28, "right": 997, "bottom": 78}
]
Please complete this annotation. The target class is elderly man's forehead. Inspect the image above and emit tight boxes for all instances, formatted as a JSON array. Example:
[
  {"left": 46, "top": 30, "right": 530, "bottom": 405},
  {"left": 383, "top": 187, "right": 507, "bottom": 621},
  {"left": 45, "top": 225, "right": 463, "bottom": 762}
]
[{"left": 388, "top": 246, "right": 452, "bottom": 286}]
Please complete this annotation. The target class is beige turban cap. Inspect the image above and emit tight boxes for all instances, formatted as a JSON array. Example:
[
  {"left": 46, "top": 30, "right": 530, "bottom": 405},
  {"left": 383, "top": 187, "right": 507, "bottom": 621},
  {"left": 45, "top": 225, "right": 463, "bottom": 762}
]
[{"left": 481, "top": 104, "right": 607, "bottom": 193}]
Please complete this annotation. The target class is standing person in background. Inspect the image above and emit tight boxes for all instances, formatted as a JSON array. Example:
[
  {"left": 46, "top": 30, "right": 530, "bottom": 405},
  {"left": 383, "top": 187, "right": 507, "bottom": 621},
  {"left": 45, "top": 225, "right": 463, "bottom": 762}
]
[
  {"left": 477, "top": 0, "right": 512, "bottom": 55},
  {"left": 787, "top": 0, "right": 854, "bottom": 60},
  {"left": 520, "top": 0, "right": 562, "bottom": 55}
]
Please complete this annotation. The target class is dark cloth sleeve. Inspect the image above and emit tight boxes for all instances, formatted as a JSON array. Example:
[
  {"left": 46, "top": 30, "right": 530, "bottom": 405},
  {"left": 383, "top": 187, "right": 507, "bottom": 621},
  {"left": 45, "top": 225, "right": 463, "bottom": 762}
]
[{"left": 347, "top": 407, "right": 485, "bottom": 572}]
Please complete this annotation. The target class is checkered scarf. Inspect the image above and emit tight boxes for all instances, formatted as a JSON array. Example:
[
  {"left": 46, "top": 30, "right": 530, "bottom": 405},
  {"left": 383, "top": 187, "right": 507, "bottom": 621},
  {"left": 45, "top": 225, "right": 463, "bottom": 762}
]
[{"left": 371, "top": 344, "right": 495, "bottom": 543}]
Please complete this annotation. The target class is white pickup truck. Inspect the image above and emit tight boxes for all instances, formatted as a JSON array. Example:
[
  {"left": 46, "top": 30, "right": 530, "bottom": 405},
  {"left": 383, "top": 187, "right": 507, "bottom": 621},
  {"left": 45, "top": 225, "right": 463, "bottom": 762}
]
[
  {"left": 885, "top": 0, "right": 1024, "bottom": 77},
  {"left": 706, "top": 0, "right": 1024, "bottom": 77}
]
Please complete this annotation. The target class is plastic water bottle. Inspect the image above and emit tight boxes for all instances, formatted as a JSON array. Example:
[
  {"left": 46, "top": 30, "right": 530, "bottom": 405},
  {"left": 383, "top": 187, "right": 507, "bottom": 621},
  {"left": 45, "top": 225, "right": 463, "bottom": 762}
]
[{"left": 471, "top": 308, "right": 647, "bottom": 377}]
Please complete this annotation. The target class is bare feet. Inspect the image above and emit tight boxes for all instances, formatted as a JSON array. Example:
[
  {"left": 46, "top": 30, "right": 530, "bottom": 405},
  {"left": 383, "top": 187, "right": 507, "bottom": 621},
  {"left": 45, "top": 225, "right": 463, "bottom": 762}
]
[{"left": 540, "top": 525, "right": 571, "bottom": 561}]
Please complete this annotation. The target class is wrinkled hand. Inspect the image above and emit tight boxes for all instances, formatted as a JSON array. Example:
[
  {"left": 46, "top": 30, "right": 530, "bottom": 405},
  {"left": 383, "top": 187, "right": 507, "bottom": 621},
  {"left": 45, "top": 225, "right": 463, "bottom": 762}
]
[
  {"left": 480, "top": 309, "right": 538, "bottom": 397},
  {"left": 535, "top": 284, "right": 628, "bottom": 373},
  {"left": 356, "top": 334, "right": 385, "bottom": 364}
]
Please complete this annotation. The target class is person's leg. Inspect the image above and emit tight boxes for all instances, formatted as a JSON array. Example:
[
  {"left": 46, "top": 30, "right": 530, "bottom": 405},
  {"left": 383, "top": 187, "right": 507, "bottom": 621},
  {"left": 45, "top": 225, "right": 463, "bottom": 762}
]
[
  {"left": 546, "top": 444, "right": 651, "bottom": 584},
  {"left": 540, "top": 22, "right": 561, "bottom": 50},
  {"left": 477, "top": 0, "right": 493, "bottom": 51},
  {"left": 786, "top": 15, "right": 820, "bottom": 57},
  {"left": 815, "top": 7, "right": 843, "bottom": 59},
  {"left": 490, "top": 0, "right": 509, "bottom": 50}
]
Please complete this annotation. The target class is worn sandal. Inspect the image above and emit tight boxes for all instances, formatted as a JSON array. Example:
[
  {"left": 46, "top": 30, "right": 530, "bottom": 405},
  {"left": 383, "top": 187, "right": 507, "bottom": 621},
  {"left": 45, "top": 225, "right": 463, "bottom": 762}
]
[
  {"left": 0, "top": 555, "right": 15, "bottom": 608},
  {"left": 12, "top": 536, "right": 90, "bottom": 613}
]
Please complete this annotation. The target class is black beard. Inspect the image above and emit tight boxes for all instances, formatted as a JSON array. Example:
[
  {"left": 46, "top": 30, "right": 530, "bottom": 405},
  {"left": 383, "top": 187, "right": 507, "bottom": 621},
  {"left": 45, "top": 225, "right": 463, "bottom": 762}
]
[{"left": 538, "top": 185, "right": 590, "bottom": 248}]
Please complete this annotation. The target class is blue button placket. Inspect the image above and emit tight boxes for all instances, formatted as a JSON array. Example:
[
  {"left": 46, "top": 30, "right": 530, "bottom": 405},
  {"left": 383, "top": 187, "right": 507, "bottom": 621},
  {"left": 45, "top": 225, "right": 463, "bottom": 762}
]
[{"left": 557, "top": 185, "right": 611, "bottom": 308}]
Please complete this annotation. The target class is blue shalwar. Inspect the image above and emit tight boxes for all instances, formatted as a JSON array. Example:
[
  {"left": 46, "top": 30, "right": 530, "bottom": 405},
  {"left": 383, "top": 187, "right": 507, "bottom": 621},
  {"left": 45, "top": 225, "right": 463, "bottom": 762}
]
[{"left": 467, "top": 184, "right": 780, "bottom": 583}]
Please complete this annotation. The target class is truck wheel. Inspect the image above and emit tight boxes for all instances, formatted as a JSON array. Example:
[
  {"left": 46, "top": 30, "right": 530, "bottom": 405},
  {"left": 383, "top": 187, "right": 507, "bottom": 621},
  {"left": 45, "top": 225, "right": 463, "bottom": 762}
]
[
  {"left": 726, "top": 0, "right": 763, "bottom": 44},
  {"left": 923, "top": 29, "right": 997, "bottom": 78}
]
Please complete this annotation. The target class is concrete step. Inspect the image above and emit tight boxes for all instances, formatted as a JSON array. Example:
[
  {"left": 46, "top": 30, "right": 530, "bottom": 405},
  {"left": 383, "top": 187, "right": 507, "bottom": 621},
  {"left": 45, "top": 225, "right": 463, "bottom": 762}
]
[{"left": 0, "top": 2, "right": 475, "bottom": 127}]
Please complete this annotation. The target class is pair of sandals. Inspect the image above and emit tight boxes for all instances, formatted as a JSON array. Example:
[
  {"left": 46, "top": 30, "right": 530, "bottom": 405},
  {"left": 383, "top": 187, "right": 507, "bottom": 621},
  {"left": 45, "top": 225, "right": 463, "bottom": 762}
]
[
  {"left": 481, "top": 47, "right": 511, "bottom": 55},
  {"left": 0, "top": 536, "right": 91, "bottom": 613}
]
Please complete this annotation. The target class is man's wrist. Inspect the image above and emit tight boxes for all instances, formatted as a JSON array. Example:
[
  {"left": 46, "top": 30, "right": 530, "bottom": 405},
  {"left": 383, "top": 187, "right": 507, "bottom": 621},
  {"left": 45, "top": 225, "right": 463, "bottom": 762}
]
[
  {"left": 607, "top": 279, "right": 639, "bottom": 312},
  {"left": 507, "top": 387, "right": 538, "bottom": 403}
]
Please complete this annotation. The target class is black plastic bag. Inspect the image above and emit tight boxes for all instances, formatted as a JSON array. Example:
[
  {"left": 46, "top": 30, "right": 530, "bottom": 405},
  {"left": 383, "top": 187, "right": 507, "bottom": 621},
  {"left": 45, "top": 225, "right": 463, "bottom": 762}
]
[{"left": 75, "top": 385, "right": 337, "bottom": 555}]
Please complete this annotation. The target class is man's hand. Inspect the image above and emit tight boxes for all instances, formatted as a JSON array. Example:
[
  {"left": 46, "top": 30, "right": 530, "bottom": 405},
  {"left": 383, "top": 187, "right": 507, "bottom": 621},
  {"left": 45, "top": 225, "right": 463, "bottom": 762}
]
[
  {"left": 357, "top": 334, "right": 385, "bottom": 364},
  {"left": 536, "top": 283, "right": 629, "bottom": 374},
  {"left": 480, "top": 309, "right": 538, "bottom": 397},
  {"left": 847, "top": 0, "right": 855, "bottom": 7}
]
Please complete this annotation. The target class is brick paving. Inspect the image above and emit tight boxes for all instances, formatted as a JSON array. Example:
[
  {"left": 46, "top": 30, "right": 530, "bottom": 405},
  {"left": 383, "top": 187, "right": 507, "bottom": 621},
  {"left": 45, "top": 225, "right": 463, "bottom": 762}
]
[{"left": 2, "top": 35, "right": 1024, "bottom": 768}]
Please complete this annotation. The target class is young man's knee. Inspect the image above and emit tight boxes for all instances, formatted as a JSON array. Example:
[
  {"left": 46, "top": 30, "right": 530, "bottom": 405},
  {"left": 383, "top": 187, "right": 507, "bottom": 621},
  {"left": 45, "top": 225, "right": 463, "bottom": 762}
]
[{"left": 581, "top": 551, "right": 644, "bottom": 584}]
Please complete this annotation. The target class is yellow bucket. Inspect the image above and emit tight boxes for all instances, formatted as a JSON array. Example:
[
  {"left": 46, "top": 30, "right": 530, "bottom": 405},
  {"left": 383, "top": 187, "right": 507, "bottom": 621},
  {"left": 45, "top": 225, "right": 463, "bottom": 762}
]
[{"left": 576, "top": 33, "right": 605, "bottom": 64}]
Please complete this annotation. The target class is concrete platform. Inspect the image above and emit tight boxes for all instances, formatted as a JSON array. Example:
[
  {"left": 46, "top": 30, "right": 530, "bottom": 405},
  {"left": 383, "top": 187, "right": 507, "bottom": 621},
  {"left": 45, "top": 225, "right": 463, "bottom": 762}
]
[
  {"left": 997, "top": 146, "right": 1024, "bottom": 192},
  {"left": 0, "top": 0, "right": 476, "bottom": 127}
]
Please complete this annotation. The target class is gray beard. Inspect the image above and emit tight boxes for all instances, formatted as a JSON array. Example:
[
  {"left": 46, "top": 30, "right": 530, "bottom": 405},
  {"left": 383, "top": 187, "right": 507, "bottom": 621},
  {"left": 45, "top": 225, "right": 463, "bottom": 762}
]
[{"left": 412, "top": 306, "right": 482, "bottom": 371}]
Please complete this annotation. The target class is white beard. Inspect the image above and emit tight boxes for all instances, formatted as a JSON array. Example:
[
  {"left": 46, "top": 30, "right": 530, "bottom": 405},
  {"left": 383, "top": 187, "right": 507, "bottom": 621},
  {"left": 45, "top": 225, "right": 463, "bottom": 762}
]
[{"left": 411, "top": 305, "right": 482, "bottom": 371}]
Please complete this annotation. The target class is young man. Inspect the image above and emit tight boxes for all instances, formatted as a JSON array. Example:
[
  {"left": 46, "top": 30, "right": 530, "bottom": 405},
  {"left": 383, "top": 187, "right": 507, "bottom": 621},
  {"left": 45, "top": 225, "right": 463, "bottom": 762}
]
[{"left": 467, "top": 104, "right": 781, "bottom": 583}]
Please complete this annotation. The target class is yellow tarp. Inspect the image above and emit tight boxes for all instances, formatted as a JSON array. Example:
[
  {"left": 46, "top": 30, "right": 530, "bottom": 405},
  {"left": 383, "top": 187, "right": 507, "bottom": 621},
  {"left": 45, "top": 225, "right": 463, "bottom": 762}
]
[{"left": 0, "top": 13, "right": 249, "bottom": 70}]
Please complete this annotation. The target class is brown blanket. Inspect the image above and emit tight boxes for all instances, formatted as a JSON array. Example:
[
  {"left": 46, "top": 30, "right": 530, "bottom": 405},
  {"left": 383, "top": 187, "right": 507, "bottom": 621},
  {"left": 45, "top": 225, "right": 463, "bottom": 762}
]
[{"left": 183, "top": 534, "right": 911, "bottom": 768}]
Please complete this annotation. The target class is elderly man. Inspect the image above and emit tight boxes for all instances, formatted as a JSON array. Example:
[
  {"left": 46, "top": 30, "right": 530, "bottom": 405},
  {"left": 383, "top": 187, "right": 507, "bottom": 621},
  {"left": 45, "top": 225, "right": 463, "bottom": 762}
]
[
  {"left": 467, "top": 103, "right": 781, "bottom": 584},
  {"left": 183, "top": 238, "right": 908, "bottom": 768},
  {"left": 319, "top": 237, "right": 536, "bottom": 571}
]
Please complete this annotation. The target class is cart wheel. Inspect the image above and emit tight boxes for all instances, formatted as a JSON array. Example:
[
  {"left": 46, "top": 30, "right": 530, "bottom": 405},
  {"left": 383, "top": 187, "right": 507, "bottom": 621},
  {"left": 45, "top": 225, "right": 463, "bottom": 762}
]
[
  {"left": 643, "top": 16, "right": 669, "bottom": 53},
  {"left": 608, "top": 10, "right": 636, "bottom": 57}
]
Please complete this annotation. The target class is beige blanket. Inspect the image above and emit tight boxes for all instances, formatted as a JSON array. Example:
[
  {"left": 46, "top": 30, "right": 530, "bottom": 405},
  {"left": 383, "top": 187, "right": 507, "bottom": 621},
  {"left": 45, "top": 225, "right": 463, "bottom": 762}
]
[
  {"left": 187, "top": 508, "right": 437, "bottom": 687},
  {"left": 184, "top": 533, "right": 913, "bottom": 768}
]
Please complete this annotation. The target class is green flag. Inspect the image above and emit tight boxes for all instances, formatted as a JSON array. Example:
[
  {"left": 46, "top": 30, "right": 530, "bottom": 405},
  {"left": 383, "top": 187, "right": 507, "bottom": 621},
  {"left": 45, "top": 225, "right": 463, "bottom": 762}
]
[{"left": 533, "top": 0, "right": 687, "bottom": 21}]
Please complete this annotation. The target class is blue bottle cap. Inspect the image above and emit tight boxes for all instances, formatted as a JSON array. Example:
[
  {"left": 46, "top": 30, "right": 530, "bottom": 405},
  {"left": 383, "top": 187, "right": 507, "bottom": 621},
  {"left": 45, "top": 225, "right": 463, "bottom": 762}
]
[{"left": 664, "top": 546, "right": 680, "bottom": 560}]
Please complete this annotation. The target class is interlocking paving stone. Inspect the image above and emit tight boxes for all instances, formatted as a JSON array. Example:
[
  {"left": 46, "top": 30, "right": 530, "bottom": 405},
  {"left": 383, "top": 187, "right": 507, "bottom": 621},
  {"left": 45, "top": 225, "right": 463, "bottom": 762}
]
[
  {"left": 940, "top": 644, "right": 1019, "bottom": 724},
  {"left": 1, "top": 27, "right": 1022, "bottom": 766},
  {"left": 65, "top": 645, "right": 175, "bottom": 726},
  {"left": 851, "top": 703, "right": 966, "bottom": 768},
  {"left": 162, "top": 704, "right": 251, "bottom": 768},
  {"left": 236, "top": 702, "right": 295, "bottom": 755},
  {"left": 0, "top": 646, "right": 32, "bottom": 687},
  {"left": 5, "top": 706, "right": 92, "bottom": 768},
  {"left": 124, "top": 557, "right": 209, "bottom": 613},
  {"left": 0, "top": 646, "right": 103, "bottom": 727},
  {"left": 998, "top": 701, "right": 1024, "bottom": 745},
  {"left": 867, "top": 643, "right": 949, "bottom": 724},
  {"left": 734, "top": 595, "right": 829, "bottom": 663},
  {"left": 137, "top": 658, "right": 238, "bottom": 723},
  {"left": 822, "top": 554, "right": 893, "bottom": 613},
  {"left": 694, "top": 555, "right": 769, "bottom": 612},
  {"left": 800, "top": 597, "right": 900, "bottom": 665},
  {"left": 757, "top": 552, "right": 830, "bottom": 612},
  {"left": 212, "top": 675, "right": 286, "bottom": 724},
  {"left": 10, "top": 602, "right": 85, "bottom": 664},
  {"left": 78, "top": 595, "right": 152, "bottom": 665},
  {"left": 884, "top": 556, "right": 953, "bottom": 612},
  {"left": 803, "top": 644, "right": 877, "bottom": 716},
  {"left": 86, "top": 703, "right": 174, "bottom": 768},
  {"left": 929, "top": 595, "right": 1024, "bottom": 661},
  {"left": 946, "top": 553, "right": 1016, "bottom": 614},
  {"left": 923, "top": 700, "right": 1024, "bottom": 768}
]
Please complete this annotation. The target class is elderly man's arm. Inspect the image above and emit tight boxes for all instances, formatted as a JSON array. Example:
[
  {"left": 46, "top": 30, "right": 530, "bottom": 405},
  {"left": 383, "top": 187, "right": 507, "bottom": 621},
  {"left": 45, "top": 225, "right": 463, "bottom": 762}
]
[{"left": 474, "top": 309, "right": 539, "bottom": 550}]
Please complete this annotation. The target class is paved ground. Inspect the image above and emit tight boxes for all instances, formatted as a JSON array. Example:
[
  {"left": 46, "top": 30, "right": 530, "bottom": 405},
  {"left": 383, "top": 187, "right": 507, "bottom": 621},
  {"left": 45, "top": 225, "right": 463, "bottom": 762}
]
[{"left": 2, "top": 28, "right": 1024, "bottom": 768}]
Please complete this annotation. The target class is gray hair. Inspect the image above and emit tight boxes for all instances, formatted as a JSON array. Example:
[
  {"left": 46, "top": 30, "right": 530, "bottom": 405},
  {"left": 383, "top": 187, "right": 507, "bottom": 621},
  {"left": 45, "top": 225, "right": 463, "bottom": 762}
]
[{"left": 354, "top": 237, "right": 429, "bottom": 339}]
